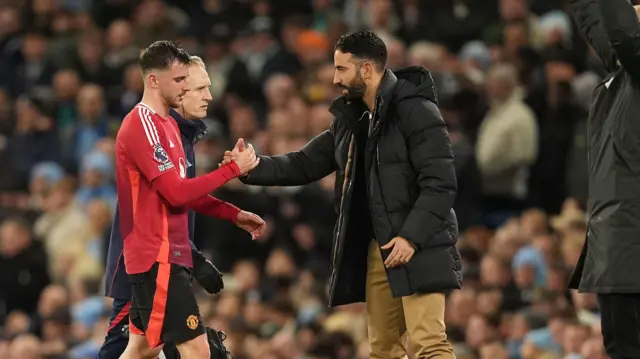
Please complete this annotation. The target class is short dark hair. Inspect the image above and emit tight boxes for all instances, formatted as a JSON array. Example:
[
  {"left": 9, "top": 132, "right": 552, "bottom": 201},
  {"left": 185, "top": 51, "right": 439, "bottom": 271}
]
[
  {"left": 334, "top": 30, "right": 387, "bottom": 71},
  {"left": 139, "top": 41, "right": 191, "bottom": 73}
]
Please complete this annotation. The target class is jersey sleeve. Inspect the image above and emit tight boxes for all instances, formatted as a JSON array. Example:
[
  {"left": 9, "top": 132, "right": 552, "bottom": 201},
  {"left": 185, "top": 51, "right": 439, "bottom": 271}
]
[{"left": 124, "top": 109, "right": 176, "bottom": 182}]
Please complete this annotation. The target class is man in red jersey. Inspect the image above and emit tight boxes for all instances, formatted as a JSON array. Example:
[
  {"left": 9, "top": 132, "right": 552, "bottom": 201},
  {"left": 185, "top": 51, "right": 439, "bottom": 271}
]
[{"left": 115, "top": 41, "right": 264, "bottom": 359}]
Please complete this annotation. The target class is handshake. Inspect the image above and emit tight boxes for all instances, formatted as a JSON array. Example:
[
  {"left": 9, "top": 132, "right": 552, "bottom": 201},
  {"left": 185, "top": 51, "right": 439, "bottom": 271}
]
[{"left": 220, "top": 138, "right": 259, "bottom": 175}]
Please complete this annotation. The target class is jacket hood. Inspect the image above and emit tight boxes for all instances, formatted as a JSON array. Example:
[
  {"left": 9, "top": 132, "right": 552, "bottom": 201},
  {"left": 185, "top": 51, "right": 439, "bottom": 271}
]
[{"left": 392, "top": 66, "right": 438, "bottom": 105}]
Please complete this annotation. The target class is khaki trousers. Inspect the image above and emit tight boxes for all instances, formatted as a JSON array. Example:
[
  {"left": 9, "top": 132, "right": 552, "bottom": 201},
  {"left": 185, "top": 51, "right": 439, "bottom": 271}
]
[{"left": 366, "top": 240, "right": 455, "bottom": 359}]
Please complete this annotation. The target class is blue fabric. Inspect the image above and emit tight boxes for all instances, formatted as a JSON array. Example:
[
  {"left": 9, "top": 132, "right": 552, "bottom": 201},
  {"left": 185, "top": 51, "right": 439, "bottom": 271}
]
[{"left": 513, "top": 246, "right": 548, "bottom": 287}]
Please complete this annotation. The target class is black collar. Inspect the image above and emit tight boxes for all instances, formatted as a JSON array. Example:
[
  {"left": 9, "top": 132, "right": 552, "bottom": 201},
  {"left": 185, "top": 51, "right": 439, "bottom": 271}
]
[{"left": 169, "top": 109, "right": 208, "bottom": 144}]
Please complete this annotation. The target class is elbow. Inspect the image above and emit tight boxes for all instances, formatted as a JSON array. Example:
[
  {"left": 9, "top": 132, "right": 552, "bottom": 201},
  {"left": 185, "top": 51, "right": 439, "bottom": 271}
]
[{"left": 164, "top": 194, "right": 188, "bottom": 208}]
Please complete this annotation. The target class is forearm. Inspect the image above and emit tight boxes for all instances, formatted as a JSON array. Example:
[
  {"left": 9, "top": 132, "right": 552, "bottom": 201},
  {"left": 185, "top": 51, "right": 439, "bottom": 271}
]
[
  {"left": 152, "top": 163, "right": 240, "bottom": 207},
  {"left": 241, "top": 130, "right": 336, "bottom": 186},
  {"left": 598, "top": 0, "right": 640, "bottom": 75},
  {"left": 242, "top": 154, "right": 332, "bottom": 186},
  {"left": 188, "top": 195, "right": 240, "bottom": 223},
  {"left": 569, "top": 0, "right": 616, "bottom": 71}
]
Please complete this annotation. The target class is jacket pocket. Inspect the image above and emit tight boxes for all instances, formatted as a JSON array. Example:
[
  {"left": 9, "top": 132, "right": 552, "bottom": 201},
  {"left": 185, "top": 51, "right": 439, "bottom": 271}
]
[{"left": 405, "top": 246, "right": 462, "bottom": 293}]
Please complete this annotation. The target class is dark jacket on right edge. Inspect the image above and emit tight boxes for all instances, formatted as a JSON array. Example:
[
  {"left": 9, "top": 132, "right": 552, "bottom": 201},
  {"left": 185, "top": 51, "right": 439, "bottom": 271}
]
[
  {"left": 569, "top": 0, "right": 640, "bottom": 293},
  {"left": 242, "top": 67, "right": 461, "bottom": 306}
]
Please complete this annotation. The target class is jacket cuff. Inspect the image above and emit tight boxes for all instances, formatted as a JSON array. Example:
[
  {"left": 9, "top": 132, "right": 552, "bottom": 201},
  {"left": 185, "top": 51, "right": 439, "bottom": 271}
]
[{"left": 398, "top": 230, "right": 421, "bottom": 250}]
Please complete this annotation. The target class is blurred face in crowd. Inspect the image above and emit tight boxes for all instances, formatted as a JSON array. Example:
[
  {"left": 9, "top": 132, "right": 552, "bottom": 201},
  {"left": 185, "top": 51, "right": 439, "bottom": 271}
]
[
  {"left": 563, "top": 324, "right": 590, "bottom": 354},
  {"left": 503, "top": 22, "right": 528, "bottom": 58},
  {"left": 232, "top": 260, "right": 260, "bottom": 292},
  {"left": 87, "top": 199, "right": 112, "bottom": 231},
  {"left": 78, "top": 36, "right": 104, "bottom": 66},
  {"left": 264, "top": 74, "right": 296, "bottom": 109},
  {"left": 0, "top": 220, "right": 31, "bottom": 258},
  {"left": 571, "top": 291, "right": 597, "bottom": 310},
  {"left": 514, "top": 263, "right": 536, "bottom": 289},
  {"left": 37, "top": 285, "right": 69, "bottom": 316},
  {"left": 500, "top": 0, "right": 527, "bottom": 20},
  {"left": 8, "top": 334, "right": 40, "bottom": 359},
  {"left": 509, "top": 313, "right": 530, "bottom": 340},
  {"left": 181, "top": 63, "right": 213, "bottom": 119},
  {"left": 446, "top": 289, "right": 477, "bottom": 326},
  {"left": 466, "top": 314, "right": 495, "bottom": 347},
  {"left": 125, "top": 63, "right": 144, "bottom": 92},
  {"left": 265, "top": 248, "right": 296, "bottom": 278},
  {"left": 476, "top": 289, "right": 503, "bottom": 316},
  {"left": 21, "top": 33, "right": 47, "bottom": 62},
  {"left": 480, "top": 255, "right": 507, "bottom": 286},
  {"left": 107, "top": 19, "right": 133, "bottom": 50},
  {"left": 267, "top": 110, "right": 292, "bottom": 137},
  {"left": 229, "top": 106, "right": 258, "bottom": 140},
  {"left": 77, "top": 85, "right": 105, "bottom": 122},
  {"left": 309, "top": 104, "right": 333, "bottom": 136},
  {"left": 520, "top": 339, "right": 542, "bottom": 359},
  {"left": 479, "top": 342, "right": 509, "bottom": 359},
  {"left": 333, "top": 50, "right": 374, "bottom": 101},
  {"left": 581, "top": 337, "right": 608, "bottom": 359},
  {"left": 386, "top": 40, "right": 406, "bottom": 69},
  {"left": 53, "top": 69, "right": 81, "bottom": 101}
]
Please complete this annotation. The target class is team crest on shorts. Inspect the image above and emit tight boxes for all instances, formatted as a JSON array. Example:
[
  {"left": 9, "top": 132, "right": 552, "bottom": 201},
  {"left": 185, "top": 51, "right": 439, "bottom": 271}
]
[{"left": 186, "top": 315, "right": 199, "bottom": 330}]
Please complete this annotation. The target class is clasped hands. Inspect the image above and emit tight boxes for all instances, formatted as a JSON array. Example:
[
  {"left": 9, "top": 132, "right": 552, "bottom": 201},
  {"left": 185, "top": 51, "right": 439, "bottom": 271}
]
[{"left": 221, "top": 138, "right": 257, "bottom": 175}]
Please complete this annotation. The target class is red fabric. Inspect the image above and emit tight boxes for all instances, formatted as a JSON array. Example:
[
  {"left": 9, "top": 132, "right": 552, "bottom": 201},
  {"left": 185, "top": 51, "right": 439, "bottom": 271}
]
[
  {"left": 115, "top": 104, "right": 196, "bottom": 273},
  {"left": 188, "top": 195, "right": 240, "bottom": 223},
  {"left": 146, "top": 262, "right": 171, "bottom": 348},
  {"left": 151, "top": 163, "right": 240, "bottom": 207},
  {"left": 107, "top": 302, "right": 131, "bottom": 332}
]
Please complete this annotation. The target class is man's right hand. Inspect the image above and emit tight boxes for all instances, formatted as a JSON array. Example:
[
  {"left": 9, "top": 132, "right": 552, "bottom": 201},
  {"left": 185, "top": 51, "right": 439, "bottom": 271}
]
[{"left": 227, "top": 138, "right": 259, "bottom": 175}]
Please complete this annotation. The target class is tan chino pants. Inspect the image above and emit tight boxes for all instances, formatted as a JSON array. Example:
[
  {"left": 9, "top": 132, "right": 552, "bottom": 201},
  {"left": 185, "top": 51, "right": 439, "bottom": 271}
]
[{"left": 366, "top": 240, "right": 455, "bottom": 359}]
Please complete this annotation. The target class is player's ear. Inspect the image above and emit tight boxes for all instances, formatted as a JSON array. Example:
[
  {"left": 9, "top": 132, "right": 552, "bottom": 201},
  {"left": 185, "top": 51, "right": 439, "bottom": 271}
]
[{"left": 148, "top": 73, "right": 159, "bottom": 88}]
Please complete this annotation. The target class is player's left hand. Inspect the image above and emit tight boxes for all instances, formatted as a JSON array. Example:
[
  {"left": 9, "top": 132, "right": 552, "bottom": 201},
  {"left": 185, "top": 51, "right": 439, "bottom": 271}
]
[
  {"left": 381, "top": 236, "right": 416, "bottom": 268},
  {"left": 192, "top": 250, "right": 224, "bottom": 294},
  {"left": 236, "top": 211, "right": 266, "bottom": 240}
]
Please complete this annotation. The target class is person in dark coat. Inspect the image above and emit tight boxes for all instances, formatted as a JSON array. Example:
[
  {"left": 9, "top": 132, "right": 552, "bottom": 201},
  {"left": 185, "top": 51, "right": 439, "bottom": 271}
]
[
  {"left": 222, "top": 30, "right": 460, "bottom": 358},
  {"left": 569, "top": 1, "right": 640, "bottom": 358}
]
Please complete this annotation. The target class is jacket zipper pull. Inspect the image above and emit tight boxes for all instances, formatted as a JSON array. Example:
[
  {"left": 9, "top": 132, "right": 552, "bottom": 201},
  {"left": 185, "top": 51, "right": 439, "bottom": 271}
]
[{"left": 376, "top": 145, "right": 380, "bottom": 164}]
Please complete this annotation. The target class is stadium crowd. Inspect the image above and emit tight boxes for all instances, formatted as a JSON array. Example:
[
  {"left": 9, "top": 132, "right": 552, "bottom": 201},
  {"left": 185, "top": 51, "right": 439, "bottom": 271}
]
[{"left": 0, "top": 0, "right": 610, "bottom": 358}]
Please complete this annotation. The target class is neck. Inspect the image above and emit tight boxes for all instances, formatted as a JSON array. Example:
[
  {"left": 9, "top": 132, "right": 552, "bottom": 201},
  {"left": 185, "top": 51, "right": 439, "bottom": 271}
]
[
  {"left": 140, "top": 91, "right": 170, "bottom": 118},
  {"left": 363, "top": 73, "right": 384, "bottom": 111},
  {"left": 175, "top": 107, "right": 188, "bottom": 120}
]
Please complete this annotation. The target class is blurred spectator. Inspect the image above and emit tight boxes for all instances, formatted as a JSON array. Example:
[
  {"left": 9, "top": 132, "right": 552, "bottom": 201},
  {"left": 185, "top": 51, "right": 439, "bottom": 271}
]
[
  {"left": 476, "top": 63, "right": 538, "bottom": 223},
  {"left": 0, "top": 217, "right": 50, "bottom": 324}
]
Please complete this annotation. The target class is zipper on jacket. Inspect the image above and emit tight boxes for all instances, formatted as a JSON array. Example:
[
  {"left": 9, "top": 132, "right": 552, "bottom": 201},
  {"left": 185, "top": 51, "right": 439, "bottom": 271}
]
[
  {"left": 329, "top": 133, "right": 356, "bottom": 303},
  {"left": 363, "top": 108, "right": 383, "bottom": 256}
]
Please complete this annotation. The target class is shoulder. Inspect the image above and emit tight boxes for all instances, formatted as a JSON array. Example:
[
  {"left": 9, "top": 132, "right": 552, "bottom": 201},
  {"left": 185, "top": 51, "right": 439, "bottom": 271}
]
[
  {"left": 508, "top": 101, "right": 537, "bottom": 126},
  {"left": 395, "top": 97, "right": 444, "bottom": 129},
  {"left": 121, "top": 105, "right": 164, "bottom": 145}
]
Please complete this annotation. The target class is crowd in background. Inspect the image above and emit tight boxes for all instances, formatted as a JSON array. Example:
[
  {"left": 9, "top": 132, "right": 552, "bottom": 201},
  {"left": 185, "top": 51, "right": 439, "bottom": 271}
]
[{"left": 0, "top": 0, "right": 613, "bottom": 358}]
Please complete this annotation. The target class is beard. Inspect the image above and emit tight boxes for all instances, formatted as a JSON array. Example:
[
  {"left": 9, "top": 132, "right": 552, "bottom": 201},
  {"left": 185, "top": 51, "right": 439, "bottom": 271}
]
[{"left": 339, "top": 73, "right": 367, "bottom": 101}]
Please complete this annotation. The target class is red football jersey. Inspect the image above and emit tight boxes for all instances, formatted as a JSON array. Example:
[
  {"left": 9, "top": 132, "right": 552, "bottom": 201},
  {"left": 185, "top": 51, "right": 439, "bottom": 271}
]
[{"left": 115, "top": 102, "right": 193, "bottom": 274}]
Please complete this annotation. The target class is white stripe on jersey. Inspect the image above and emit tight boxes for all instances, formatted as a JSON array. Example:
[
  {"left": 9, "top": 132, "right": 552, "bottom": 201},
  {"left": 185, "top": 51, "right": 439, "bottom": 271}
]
[
  {"left": 137, "top": 106, "right": 160, "bottom": 145},
  {"left": 137, "top": 106, "right": 155, "bottom": 145}
]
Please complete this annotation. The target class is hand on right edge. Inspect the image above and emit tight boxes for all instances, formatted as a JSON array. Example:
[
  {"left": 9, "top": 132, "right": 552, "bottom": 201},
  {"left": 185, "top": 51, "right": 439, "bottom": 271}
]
[{"left": 225, "top": 138, "right": 259, "bottom": 175}]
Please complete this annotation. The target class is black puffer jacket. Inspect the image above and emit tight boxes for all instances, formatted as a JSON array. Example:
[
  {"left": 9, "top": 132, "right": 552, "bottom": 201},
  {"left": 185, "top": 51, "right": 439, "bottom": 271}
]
[{"left": 242, "top": 67, "right": 462, "bottom": 306}]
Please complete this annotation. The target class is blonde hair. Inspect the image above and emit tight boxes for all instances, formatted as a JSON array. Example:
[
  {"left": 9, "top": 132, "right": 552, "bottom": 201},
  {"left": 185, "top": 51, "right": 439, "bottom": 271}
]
[{"left": 189, "top": 56, "right": 205, "bottom": 69}]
